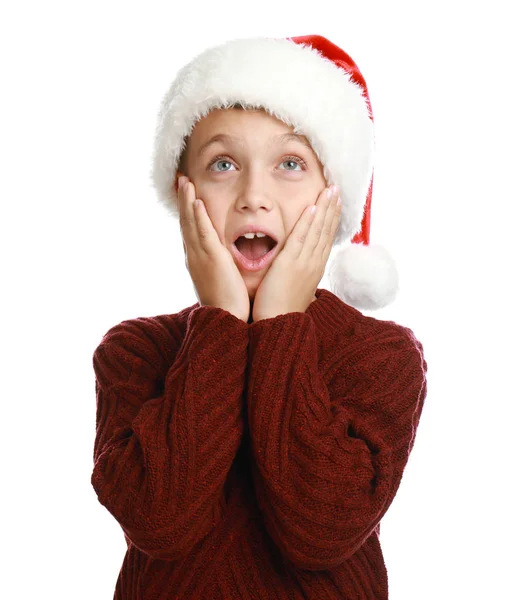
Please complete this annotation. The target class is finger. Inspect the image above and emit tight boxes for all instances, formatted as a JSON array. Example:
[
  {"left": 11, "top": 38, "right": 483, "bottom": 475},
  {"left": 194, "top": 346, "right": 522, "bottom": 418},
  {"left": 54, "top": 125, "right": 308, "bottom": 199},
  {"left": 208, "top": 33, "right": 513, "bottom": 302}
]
[
  {"left": 177, "top": 177, "right": 191, "bottom": 268},
  {"left": 177, "top": 175, "right": 188, "bottom": 213},
  {"left": 177, "top": 176, "right": 189, "bottom": 237},
  {"left": 285, "top": 200, "right": 318, "bottom": 260},
  {"left": 177, "top": 176, "right": 200, "bottom": 243},
  {"left": 298, "top": 185, "right": 333, "bottom": 260},
  {"left": 317, "top": 185, "right": 340, "bottom": 258},
  {"left": 183, "top": 181, "right": 219, "bottom": 255},
  {"left": 178, "top": 176, "right": 202, "bottom": 252},
  {"left": 317, "top": 185, "right": 338, "bottom": 254},
  {"left": 322, "top": 193, "right": 342, "bottom": 263}
]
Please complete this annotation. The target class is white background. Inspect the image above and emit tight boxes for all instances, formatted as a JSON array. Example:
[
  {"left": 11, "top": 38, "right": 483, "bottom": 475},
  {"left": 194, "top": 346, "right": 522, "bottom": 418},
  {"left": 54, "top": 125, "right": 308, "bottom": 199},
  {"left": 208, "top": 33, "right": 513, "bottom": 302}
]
[{"left": 2, "top": 1, "right": 526, "bottom": 598}]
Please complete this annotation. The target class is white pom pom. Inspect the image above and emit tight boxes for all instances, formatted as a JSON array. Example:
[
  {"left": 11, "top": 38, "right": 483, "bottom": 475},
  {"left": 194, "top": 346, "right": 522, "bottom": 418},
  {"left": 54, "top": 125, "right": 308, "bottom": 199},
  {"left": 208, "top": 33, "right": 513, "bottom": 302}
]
[{"left": 327, "top": 242, "right": 399, "bottom": 310}]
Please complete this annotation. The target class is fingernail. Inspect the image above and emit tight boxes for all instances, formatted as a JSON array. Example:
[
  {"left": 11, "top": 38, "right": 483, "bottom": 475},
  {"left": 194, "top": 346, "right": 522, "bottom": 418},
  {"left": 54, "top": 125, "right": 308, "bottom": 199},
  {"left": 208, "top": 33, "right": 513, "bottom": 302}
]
[{"left": 326, "top": 187, "right": 333, "bottom": 199}]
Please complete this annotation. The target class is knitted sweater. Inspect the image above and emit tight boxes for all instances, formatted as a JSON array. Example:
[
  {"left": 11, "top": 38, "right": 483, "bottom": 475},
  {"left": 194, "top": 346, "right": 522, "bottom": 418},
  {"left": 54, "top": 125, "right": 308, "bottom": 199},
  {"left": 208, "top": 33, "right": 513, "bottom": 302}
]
[{"left": 91, "top": 287, "right": 428, "bottom": 599}]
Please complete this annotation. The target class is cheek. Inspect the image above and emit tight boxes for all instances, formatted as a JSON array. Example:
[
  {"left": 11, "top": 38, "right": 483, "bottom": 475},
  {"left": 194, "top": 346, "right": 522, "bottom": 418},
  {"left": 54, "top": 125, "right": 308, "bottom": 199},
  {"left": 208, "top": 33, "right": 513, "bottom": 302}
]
[{"left": 283, "top": 203, "right": 308, "bottom": 237}]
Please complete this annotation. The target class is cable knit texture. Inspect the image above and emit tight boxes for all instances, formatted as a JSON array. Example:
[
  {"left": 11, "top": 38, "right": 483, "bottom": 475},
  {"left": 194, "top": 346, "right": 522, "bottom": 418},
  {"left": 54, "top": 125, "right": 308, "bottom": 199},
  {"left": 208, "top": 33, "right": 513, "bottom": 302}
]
[{"left": 91, "top": 288, "right": 428, "bottom": 599}]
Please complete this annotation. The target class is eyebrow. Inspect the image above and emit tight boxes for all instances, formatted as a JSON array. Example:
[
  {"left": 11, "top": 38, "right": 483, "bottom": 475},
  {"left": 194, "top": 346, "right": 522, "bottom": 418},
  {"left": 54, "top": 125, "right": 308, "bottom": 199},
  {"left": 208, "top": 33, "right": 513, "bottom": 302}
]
[{"left": 196, "top": 132, "right": 315, "bottom": 158}]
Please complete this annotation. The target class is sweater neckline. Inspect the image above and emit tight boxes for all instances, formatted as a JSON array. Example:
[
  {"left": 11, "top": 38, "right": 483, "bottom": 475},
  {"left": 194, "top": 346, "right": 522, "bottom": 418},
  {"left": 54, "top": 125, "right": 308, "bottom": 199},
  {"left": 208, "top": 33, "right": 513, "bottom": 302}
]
[{"left": 184, "top": 287, "right": 356, "bottom": 333}]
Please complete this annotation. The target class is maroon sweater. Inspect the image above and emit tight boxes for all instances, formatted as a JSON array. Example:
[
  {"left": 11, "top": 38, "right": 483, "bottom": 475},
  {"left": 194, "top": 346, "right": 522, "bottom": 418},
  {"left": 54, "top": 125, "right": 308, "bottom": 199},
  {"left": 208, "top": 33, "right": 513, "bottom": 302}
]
[{"left": 91, "top": 287, "right": 428, "bottom": 599}]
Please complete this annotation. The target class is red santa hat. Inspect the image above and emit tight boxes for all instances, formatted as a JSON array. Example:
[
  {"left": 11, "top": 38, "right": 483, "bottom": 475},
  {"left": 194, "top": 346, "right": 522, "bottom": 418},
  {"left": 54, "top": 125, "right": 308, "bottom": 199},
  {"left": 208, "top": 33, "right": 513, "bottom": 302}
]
[{"left": 151, "top": 34, "right": 399, "bottom": 311}]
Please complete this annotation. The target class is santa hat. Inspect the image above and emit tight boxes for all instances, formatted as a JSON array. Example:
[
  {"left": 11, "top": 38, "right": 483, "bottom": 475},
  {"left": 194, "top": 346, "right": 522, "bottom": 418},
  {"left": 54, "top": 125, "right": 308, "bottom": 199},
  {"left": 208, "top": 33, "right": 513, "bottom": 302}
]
[{"left": 150, "top": 34, "right": 399, "bottom": 311}]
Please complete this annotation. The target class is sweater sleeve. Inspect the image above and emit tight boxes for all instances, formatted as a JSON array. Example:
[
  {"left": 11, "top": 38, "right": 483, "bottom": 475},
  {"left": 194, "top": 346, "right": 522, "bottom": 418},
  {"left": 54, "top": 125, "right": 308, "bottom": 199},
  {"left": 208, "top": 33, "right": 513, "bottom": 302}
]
[
  {"left": 246, "top": 312, "right": 427, "bottom": 571},
  {"left": 91, "top": 305, "right": 249, "bottom": 561}
]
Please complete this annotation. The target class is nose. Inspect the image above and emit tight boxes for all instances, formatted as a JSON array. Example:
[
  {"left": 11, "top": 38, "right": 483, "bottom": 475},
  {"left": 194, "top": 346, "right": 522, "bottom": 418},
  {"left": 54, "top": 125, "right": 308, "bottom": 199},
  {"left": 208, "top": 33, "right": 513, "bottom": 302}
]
[{"left": 235, "top": 172, "right": 273, "bottom": 212}]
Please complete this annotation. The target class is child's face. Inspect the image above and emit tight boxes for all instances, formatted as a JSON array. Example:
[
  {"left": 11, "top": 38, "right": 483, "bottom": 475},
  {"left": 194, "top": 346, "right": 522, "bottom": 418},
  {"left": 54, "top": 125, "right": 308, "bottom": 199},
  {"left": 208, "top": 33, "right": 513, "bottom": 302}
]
[{"left": 176, "top": 107, "right": 327, "bottom": 301}]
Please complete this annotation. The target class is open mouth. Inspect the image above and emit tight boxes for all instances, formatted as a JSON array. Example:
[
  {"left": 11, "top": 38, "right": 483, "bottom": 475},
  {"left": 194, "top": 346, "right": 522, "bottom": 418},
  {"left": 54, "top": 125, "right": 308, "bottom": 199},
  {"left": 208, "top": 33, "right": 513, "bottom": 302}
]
[
  {"left": 232, "top": 235, "right": 279, "bottom": 271},
  {"left": 233, "top": 235, "right": 277, "bottom": 260}
]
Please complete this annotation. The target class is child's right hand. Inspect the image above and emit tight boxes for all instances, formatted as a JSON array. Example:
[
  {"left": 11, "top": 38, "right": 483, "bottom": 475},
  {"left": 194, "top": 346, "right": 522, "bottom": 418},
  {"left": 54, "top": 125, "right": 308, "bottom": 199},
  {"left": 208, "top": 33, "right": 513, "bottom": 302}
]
[{"left": 177, "top": 176, "right": 250, "bottom": 323}]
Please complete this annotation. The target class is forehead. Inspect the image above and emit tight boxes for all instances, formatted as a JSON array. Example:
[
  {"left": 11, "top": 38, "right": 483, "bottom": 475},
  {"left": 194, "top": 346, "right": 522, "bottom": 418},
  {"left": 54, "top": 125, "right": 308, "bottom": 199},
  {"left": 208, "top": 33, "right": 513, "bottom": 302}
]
[{"left": 188, "top": 107, "right": 314, "bottom": 152}]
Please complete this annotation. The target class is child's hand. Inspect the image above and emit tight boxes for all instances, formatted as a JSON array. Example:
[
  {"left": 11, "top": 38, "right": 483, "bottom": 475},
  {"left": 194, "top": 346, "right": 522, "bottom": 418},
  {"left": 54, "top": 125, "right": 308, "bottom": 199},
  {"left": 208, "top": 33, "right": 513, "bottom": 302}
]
[
  {"left": 251, "top": 184, "right": 342, "bottom": 322},
  {"left": 177, "top": 176, "right": 250, "bottom": 323}
]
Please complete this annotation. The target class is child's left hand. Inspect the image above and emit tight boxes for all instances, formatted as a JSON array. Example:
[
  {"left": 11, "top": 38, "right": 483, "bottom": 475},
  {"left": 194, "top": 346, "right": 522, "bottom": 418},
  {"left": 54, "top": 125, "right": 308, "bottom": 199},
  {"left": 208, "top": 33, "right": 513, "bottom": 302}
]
[{"left": 251, "top": 184, "right": 342, "bottom": 322}]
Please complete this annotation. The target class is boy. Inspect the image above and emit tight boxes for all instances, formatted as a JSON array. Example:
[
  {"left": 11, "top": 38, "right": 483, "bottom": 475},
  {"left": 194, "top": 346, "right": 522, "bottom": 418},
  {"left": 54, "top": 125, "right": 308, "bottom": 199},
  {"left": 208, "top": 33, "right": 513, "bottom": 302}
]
[{"left": 91, "top": 34, "right": 428, "bottom": 599}]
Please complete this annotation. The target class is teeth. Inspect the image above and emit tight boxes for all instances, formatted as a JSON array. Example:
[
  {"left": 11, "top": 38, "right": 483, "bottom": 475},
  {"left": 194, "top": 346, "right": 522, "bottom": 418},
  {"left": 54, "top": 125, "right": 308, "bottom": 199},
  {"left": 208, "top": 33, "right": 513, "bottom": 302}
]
[{"left": 242, "top": 232, "right": 267, "bottom": 239}]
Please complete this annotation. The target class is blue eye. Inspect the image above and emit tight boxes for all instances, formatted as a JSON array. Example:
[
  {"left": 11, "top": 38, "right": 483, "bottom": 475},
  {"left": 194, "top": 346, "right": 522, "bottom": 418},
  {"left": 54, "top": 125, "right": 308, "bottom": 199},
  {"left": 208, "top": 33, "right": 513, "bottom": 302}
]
[
  {"left": 209, "top": 158, "right": 235, "bottom": 172},
  {"left": 280, "top": 157, "right": 305, "bottom": 171}
]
